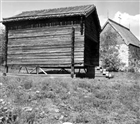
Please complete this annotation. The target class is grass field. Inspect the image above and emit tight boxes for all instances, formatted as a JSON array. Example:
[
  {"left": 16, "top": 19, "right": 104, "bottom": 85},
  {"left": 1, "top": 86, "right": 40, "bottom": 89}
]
[{"left": 0, "top": 72, "right": 140, "bottom": 124}]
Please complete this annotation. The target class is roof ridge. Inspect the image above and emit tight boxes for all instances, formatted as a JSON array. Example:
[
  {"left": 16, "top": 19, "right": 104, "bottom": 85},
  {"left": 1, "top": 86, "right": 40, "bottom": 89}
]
[
  {"left": 108, "top": 18, "right": 130, "bottom": 31},
  {"left": 21, "top": 4, "right": 94, "bottom": 13}
]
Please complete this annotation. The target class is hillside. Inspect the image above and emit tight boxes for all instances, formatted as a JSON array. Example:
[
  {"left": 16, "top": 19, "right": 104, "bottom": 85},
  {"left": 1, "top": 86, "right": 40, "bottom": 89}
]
[{"left": 0, "top": 73, "right": 140, "bottom": 124}]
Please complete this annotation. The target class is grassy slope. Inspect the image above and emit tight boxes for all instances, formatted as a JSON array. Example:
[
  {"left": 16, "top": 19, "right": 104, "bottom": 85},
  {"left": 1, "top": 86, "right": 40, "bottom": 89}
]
[{"left": 0, "top": 73, "right": 140, "bottom": 124}]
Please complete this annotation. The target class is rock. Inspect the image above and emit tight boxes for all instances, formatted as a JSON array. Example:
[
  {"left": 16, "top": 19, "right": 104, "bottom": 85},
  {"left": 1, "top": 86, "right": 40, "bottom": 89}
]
[
  {"left": 105, "top": 71, "right": 109, "bottom": 77},
  {"left": 106, "top": 73, "right": 114, "bottom": 79},
  {"left": 102, "top": 71, "right": 106, "bottom": 75}
]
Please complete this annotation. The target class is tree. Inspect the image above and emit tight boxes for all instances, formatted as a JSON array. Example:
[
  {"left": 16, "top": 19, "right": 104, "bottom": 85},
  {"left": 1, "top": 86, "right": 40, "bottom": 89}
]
[{"left": 100, "top": 27, "right": 125, "bottom": 71}]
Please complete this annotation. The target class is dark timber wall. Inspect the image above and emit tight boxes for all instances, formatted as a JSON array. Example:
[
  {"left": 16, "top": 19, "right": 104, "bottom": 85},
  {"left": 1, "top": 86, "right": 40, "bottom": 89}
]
[
  {"left": 85, "top": 11, "right": 99, "bottom": 66},
  {"left": 7, "top": 17, "right": 84, "bottom": 67}
]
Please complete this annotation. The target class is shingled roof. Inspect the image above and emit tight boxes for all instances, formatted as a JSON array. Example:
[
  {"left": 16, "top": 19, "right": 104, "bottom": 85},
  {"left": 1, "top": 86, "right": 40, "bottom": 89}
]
[
  {"left": 102, "top": 19, "right": 140, "bottom": 47},
  {"left": 3, "top": 4, "right": 96, "bottom": 22}
]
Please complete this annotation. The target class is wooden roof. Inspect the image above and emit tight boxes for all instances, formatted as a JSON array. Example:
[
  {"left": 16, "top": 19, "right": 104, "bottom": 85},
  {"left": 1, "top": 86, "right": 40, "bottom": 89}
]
[
  {"left": 102, "top": 19, "right": 140, "bottom": 47},
  {"left": 3, "top": 4, "right": 96, "bottom": 22}
]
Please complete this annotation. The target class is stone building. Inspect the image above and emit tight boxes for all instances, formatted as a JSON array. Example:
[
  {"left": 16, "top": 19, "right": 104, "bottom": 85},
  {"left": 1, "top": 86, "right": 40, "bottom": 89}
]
[{"left": 100, "top": 19, "right": 140, "bottom": 71}]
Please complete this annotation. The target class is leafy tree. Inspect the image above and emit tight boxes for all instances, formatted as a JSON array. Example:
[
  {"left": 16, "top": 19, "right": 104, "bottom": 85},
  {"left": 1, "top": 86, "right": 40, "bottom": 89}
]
[{"left": 100, "top": 27, "right": 125, "bottom": 71}]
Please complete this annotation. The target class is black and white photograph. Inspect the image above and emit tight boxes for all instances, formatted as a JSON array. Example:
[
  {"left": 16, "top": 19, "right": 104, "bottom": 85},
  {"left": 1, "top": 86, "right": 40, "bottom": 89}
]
[{"left": 0, "top": 0, "right": 140, "bottom": 124}]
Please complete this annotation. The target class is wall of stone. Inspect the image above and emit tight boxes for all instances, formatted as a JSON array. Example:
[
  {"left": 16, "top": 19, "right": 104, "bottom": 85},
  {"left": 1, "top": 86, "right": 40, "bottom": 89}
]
[
  {"left": 118, "top": 44, "right": 129, "bottom": 67},
  {"left": 129, "top": 44, "right": 140, "bottom": 71},
  {"left": 100, "top": 23, "right": 129, "bottom": 68}
]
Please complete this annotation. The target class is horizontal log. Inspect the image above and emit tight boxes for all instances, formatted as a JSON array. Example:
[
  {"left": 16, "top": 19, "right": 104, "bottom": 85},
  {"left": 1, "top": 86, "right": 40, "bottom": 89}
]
[
  {"left": 8, "top": 47, "right": 84, "bottom": 53},
  {"left": 8, "top": 24, "right": 81, "bottom": 34},
  {"left": 8, "top": 32, "right": 72, "bottom": 39},
  {"left": 8, "top": 36, "right": 84, "bottom": 46},
  {"left": 8, "top": 43, "right": 84, "bottom": 49},
  {"left": 7, "top": 55, "right": 84, "bottom": 60},
  {"left": 8, "top": 57, "right": 83, "bottom": 62},
  {"left": 7, "top": 59, "right": 83, "bottom": 65},
  {"left": 8, "top": 53, "right": 84, "bottom": 60},
  {"left": 8, "top": 26, "right": 83, "bottom": 39},
  {"left": 7, "top": 50, "right": 83, "bottom": 55},
  {"left": 8, "top": 49, "right": 84, "bottom": 55},
  {"left": 7, "top": 63, "right": 84, "bottom": 67},
  {"left": 8, "top": 48, "right": 84, "bottom": 55},
  {"left": 8, "top": 30, "right": 82, "bottom": 39}
]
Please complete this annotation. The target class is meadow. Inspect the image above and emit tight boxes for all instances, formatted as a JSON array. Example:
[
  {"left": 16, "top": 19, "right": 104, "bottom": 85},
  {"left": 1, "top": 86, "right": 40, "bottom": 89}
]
[{"left": 0, "top": 72, "right": 140, "bottom": 124}]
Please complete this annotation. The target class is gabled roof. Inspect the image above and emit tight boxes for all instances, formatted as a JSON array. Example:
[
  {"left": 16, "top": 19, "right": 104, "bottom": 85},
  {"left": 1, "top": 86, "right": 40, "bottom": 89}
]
[
  {"left": 102, "top": 19, "right": 140, "bottom": 47},
  {"left": 3, "top": 4, "right": 96, "bottom": 22}
]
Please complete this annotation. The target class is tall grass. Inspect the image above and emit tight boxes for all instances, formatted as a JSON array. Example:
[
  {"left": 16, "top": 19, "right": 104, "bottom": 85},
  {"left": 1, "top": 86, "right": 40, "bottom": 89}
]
[{"left": 0, "top": 74, "right": 140, "bottom": 124}]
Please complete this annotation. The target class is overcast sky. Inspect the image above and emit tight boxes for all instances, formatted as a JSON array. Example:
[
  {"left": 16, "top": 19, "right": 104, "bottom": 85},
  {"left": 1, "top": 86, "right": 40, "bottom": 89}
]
[{"left": 0, "top": 0, "right": 140, "bottom": 40}]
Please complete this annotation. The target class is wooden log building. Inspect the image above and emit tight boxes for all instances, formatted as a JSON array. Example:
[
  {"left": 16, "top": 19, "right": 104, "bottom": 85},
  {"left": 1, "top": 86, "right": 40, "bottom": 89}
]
[{"left": 2, "top": 4, "right": 101, "bottom": 78}]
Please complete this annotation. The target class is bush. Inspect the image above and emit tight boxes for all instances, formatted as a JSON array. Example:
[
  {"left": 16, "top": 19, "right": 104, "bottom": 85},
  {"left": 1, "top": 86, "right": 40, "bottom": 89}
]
[
  {"left": 102, "top": 53, "right": 124, "bottom": 72},
  {"left": 127, "top": 67, "right": 135, "bottom": 72}
]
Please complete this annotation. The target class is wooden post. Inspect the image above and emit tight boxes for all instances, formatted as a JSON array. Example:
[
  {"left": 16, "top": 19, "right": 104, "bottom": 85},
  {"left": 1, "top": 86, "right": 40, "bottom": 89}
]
[
  {"left": 86, "top": 66, "right": 95, "bottom": 78},
  {"left": 80, "top": 16, "right": 83, "bottom": 35},
  {"left": 36, "top": 66, "right": 39, "bottom": 74},
  {"left": 3, "top": 26, "right": 8, "bottom": 74},
  {"left": 71, "top": 27, "right": 75, "bottom": 78}
]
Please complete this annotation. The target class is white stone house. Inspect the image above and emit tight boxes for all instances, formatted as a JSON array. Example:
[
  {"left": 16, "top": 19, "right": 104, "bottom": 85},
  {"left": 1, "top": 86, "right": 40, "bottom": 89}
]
[{"left": 100, "top": 19, "right": 140, "bottom": 71}]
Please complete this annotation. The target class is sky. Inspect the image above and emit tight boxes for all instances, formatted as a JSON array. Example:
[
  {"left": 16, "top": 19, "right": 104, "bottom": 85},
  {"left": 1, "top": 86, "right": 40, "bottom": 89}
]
[{"left": 0, "top": 0, "right": 140, "bottom": 40}]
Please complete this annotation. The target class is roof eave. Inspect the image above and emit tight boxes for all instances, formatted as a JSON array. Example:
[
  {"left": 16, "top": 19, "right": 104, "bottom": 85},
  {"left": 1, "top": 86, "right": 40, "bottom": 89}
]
[{"left": 2, "top": 13, "right": 86, "bottom": 24}]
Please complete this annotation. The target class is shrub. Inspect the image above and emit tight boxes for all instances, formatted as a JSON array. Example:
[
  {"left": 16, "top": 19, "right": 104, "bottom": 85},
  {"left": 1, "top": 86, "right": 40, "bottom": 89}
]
[
  {"left": 102, "top": 53, "right": 124, "bottom": 72},
  {"left": 127, "top": 66, "right": 135, "bottom": 72}
]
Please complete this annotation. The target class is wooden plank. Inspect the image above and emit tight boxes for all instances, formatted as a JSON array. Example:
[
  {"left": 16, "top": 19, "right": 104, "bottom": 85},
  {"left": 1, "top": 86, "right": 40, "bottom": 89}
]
[
  {"left": 71, "top": 27, "right": 75, "bottom": 78},
  {"left": 8, "top": 43, "right": 84, "bottom": 50},
  {"left": 7, "top": 51, "right": 83, "bottom": 56},
  {"left": 8, "top": 39, "right": 84, "bottom": 47},
  {"left": 8, "top": 26, "right": 82, "bottom": 39},
  {"left": 8, "top": 48, "right": 83, "bottom": 53},
  {"left": 7, "top": 61, "right": 83, "bottom": 66},
  {"left": 7, "top": 55, "right": 83, "bottom": 59},
  {"left": 8, "top": 30, "right": 82, "bottom": 38},
  {"left": 7, "top": 58, "right": 83, "bottom": 63},
  {"left": 7, "top": 24, "right": 85, "bottom": 67},
  {"left": 8, "top": 34, "right": 84, "bottom": 43},
  {"left": 8, "top": 24, "right": 81, "bottom": 34},
  {"left": 7, "top": 64, "right": 84, "bottom": 68},
  {"left": 8, "top": 48, "right": 84, "bottom": 55},
  {"left": 4, "top": 26, "right": 8, "bottom": 73}
]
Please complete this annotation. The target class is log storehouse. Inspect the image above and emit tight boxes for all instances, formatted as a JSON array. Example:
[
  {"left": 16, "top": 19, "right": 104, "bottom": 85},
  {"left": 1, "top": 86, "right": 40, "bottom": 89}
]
[{"left": 2, "top": 4, "right": 101, "bottom": 78}]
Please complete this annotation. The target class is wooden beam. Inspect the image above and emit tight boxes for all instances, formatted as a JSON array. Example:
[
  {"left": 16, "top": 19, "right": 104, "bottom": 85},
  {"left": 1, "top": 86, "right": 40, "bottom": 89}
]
[
  {"left": 71, "top": 27, "right": 75, "bottom": 78},
  {"left": 36, "top": 66, "right": 39, "bottom": 74},
  {"left": 29, "top": 67, "right": 36, "bottom": 74},
  {"left": 4, "top": 26, "right": 8, "bottom": 73},
  {"left": 39, "top": 68, "right": 48, "bottom": 75},
  {"left": 80, "top": 16, "right": 84, "bottom": 35},
  {"left": 25, "top": 67, "right": 29, "bottom": 74},
  {"left": 18, "top": 66, "right": 22, "bottom": 73}
]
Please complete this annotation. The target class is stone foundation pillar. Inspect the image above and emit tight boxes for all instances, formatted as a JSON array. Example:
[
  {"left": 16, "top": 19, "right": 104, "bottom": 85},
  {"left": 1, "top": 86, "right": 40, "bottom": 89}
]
[{"left": 86, "top": 66, "right": 95, "bottom": 78}]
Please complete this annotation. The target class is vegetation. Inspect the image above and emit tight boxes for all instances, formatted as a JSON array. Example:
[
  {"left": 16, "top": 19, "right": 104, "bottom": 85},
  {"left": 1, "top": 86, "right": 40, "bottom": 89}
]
[
  {"left": 0, "top": 28, "right": 4, "bottom": 65},
  {"left": 0, "top": 73, "right": 140, "bottom": 124},
  {"left": 100, "top": 28, "right": 125, "bottom": 71}
]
